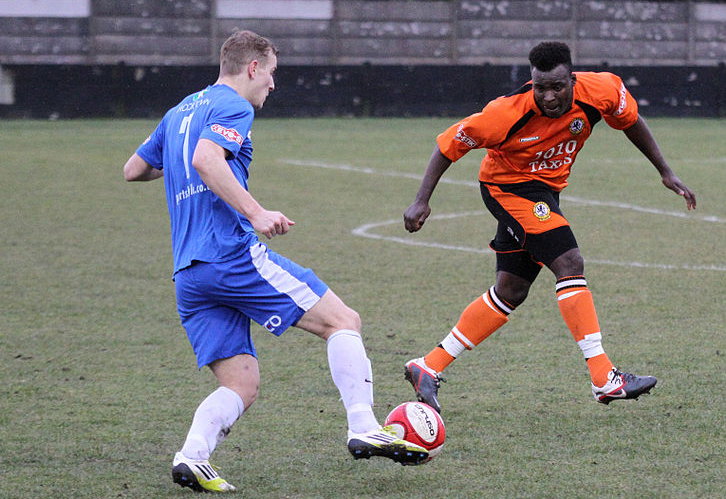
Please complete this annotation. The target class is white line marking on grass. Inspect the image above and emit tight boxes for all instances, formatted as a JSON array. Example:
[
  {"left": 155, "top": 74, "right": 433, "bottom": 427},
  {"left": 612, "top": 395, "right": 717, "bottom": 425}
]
[
  {"left": 352, "top": 213, "right": 726, "bottom": 272},
  {"left": 562, "top": 195, "right": 724, "bottom": 222},
  {"left": 582, "top": 156, "right": 726, "bottom": 165},
  {"left": 283, "top": 159, "right": 726, "bottom": 271},
  {"left": 284, "top": 159, "right": 724, "bottom": 224},
  {"left": 352, "top": 212, "right": 494, "bottom": 254}
]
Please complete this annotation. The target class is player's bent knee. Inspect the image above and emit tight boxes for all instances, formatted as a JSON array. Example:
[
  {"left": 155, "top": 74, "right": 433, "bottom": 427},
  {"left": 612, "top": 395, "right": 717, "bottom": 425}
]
[
  {"left": 297, "top": 290, "right": 362, "bottom": 337},
  {"left": 317, "top": 307, "right": 361, "bottom": 339},
  {"left": 549, "top": 248, "right": 584, "bottom": 277},
  {"left": 324, "top": 306, "right": 361, "bottom": 336},
  {"left": 209, "top": 354, "right": 260, "bottom": 409},
  {"left": 341, "top": 307, "right": 362, "bottom": 332},
  {"left": 243, "top": 386, "right": 259, "bottom": 408},
  {"left": 495, "top": 271, "right": 533, "bottom": 307},
  {"left": 226, "top": 382, "right": 259, "bottom": 409},
  {"left": 499, "top": 286, "right": 529, "bottom": 308}
]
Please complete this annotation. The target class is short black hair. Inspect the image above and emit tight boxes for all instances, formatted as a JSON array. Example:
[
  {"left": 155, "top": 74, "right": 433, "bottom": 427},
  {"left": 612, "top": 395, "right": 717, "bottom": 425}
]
[{"left": 528, "top": 42, "right": 572, "bottom": 72}]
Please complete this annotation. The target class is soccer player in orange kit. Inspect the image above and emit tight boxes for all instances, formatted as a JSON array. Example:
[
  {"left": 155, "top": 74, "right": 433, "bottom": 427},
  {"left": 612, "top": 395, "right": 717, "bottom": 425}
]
[{"left": 403, "top": 41, "right": 696, "bottom": 413}]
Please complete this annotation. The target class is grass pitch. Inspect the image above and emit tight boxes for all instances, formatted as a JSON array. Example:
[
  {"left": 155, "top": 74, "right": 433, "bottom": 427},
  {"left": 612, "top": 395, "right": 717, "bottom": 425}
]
[{"left": 0, "top": 117, "right": 724, "bottom": 498}]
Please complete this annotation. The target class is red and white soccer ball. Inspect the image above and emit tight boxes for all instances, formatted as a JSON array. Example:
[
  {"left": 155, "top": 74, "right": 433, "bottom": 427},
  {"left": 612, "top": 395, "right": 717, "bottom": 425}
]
[{"left": 385, "top": 401, "right": 445, "bottom": 461}]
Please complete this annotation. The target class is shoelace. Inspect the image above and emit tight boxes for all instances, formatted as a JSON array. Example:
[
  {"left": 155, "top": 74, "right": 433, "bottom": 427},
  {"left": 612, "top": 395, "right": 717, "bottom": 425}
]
[
  {"left": 411, "top": 364, "right": 446, "bottom": 387},
  {"left": 421, "top": 372, "right": 444, "bottom": 388}
]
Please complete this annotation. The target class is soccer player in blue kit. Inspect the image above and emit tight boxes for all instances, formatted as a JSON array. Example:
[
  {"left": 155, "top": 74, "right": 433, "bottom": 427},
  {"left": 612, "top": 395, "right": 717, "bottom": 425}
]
[{"left": 123, "top": 30, "right": 428, "bottom": 493}]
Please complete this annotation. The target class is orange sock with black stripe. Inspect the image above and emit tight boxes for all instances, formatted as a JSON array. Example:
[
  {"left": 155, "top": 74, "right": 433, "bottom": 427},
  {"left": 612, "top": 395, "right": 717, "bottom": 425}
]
[
  {"left": 556, "top": 275, "right": 613, "bottom": 387},
  {"left": 423, "top": 286, "right": 514, "bottom": 373}
]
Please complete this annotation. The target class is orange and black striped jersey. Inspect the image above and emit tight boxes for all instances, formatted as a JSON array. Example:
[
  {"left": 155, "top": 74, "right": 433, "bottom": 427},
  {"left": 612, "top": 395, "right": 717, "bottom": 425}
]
[{"left": 436, "top": 72, "right": 639, "bottom": 191}]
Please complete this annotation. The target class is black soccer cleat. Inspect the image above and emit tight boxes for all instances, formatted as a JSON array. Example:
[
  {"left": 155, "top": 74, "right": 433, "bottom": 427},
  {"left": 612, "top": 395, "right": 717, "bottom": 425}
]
[
  {"left": 592, "top": 368, "right": 658, "bottom": 405},
  {"left": 404, "top": 357, "right": 443, "bottom": 413}
]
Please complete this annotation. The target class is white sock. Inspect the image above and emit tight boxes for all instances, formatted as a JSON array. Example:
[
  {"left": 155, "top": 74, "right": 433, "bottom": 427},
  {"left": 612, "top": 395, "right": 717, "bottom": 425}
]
[
  {"left": 326, "top": 329, "right": 379, "bottom": 434},
  {"left": 180, "top": 386, "right": 245, "bottom": 461}
]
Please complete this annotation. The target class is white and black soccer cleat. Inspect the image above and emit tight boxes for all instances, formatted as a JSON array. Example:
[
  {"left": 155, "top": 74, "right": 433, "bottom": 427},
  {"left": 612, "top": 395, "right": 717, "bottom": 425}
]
[
  {"left": 592, "top": 368, "right": 657, "bottom": 405},
  {"left": 171, "top": 452, "right": 237, "bottom": 493},
  {"left": 347, "top": 426, "right": 429, "bottom": 466}
]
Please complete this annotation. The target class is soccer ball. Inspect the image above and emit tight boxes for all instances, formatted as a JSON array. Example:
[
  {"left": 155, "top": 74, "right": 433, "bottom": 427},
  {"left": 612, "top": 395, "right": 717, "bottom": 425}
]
[{"left": 384, "top": 401, "right": 445, "bottom": 461}]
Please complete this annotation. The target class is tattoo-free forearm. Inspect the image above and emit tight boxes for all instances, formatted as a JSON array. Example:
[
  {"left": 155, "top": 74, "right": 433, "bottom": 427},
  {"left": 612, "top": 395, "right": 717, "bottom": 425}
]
[
  {"left": 414, "top": 147, "right": 453, "bottom": 203},
  {"left": 623, "top": 116, "right": 672, "bottom": 177}
]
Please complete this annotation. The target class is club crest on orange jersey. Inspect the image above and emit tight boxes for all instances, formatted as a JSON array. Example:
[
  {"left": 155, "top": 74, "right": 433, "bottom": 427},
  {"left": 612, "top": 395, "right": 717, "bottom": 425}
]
[
  {"left": 569, "top": 118, "right": 585, "bottom": 135},
  {"left": 533, "top": 201, "right": 551, "bottom": 221}
]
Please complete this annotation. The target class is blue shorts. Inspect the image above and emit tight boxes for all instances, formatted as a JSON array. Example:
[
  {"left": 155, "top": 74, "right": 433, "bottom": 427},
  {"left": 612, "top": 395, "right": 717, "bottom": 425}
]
[{"left": 174, "top": 242, "right": 329, "bottom": 368}]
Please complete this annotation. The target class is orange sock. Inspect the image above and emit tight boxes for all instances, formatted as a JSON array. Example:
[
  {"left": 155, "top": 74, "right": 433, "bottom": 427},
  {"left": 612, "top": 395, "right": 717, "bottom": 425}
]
[
  {"left": 556, "top": 275, "right": 613, "bottom": 386},
  {"left": 586, "top": 353, "right": 614, "bottom": 387},
  {"left": 423, "top": 347, "right": 456, "bottom": 373},
  {"left": 424, "top": 286, "right": 513, "bottom": 372}
]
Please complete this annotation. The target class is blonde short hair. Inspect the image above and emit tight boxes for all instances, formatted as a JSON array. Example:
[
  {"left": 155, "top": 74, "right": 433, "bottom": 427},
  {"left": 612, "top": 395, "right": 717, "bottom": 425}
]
[{"left": 219, "top": 30, "right": 278, "bottom": 76}]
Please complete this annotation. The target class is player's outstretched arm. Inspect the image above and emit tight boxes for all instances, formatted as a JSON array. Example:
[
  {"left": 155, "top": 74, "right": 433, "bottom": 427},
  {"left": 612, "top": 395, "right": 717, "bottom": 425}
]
[
  {"left": 192, "top": 138, "right": 294, "bottom": 238},
  {"left": 404, "top": 146, "right": 453, "bottom": 232},
  {"left": 623, "top": 116, "right": 697, "bottom": 210},
  {"left": 123, "top": 153, "right": 163, "bottom": 181}
]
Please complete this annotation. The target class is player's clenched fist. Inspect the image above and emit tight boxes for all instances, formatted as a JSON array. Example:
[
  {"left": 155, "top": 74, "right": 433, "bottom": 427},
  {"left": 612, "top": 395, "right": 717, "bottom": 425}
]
[
  {"left": 250, "top": 209, "right": 295, "bottom": 238},
  {"left": 404, "top": 201, "right": 431, "bottom": 233}
]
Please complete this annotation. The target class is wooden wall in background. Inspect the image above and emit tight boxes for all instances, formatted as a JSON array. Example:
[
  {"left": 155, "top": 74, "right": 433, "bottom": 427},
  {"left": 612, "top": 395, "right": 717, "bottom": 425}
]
[{"left": 0, "top": 0, "right": 724, "bottom": 66}]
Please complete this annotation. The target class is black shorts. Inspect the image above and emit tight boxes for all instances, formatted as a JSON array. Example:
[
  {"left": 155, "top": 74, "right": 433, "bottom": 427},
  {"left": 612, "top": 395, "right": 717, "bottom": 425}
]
[{"left": 480, "top": 181, "right": 578, "bottom": 280}]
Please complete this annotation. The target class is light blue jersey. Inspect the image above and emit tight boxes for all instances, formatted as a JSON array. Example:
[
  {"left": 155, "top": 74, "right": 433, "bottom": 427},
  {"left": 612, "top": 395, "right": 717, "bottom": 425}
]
[
  {"left": 137, "top": 84, "right": 259, "bottom": 274},
  {"left": 136, "top": 83, "right": 328, "bottom": 366}
]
